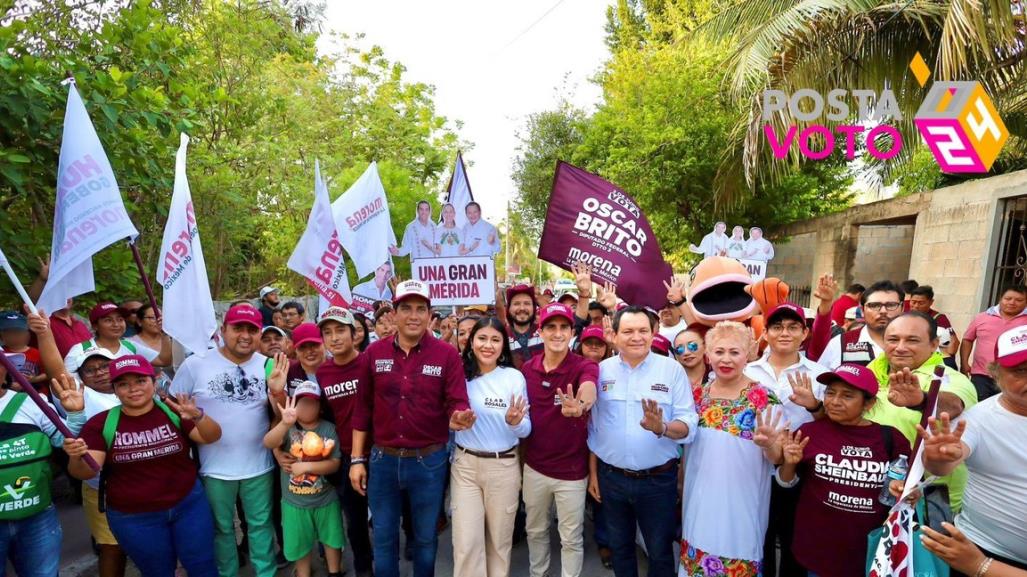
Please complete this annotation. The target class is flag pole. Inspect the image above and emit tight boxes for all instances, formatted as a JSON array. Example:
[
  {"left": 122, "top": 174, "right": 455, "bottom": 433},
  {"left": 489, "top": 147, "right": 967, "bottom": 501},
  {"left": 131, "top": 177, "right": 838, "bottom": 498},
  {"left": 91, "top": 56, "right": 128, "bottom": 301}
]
[
  {"left": 127, "top": 238, "right": 161, "bottom": 321},
  {"left": 0, "top": 249, "right": 38, "bottom": 315},
  {"left": 0, "top": 353, "right": 101, "bottom": 472}
]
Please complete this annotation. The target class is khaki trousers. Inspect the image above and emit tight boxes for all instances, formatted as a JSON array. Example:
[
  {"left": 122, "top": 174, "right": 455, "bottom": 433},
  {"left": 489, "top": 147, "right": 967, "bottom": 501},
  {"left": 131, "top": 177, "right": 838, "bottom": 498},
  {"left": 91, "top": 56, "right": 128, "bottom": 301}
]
[
  {"left": 450, "top": 449, "right": 522, "bottom": 577},
  {"left": 522, "top": 464, "right": 587, "bottom": 577}
]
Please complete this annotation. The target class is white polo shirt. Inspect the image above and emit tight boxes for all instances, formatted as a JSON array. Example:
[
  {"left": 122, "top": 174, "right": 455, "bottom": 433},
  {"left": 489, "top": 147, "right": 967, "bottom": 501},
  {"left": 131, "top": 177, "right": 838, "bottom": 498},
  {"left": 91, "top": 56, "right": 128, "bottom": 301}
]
[{"left": 818, "top": 326, "right": 884, "bottom": 370}]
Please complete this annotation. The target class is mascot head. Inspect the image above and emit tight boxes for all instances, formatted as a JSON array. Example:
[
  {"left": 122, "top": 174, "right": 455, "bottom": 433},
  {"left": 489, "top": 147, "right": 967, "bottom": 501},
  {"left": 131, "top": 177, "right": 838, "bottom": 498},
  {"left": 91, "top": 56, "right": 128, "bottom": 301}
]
[{"left": 685, "top": 257, "right": 790, "bottom": 327}]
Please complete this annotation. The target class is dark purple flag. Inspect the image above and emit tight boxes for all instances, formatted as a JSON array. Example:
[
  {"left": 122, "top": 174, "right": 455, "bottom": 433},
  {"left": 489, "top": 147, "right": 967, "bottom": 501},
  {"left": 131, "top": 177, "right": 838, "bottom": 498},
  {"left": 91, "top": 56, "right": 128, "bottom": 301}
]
[{"left": 538, "top": 162, "right": 673, "bottom": 310}]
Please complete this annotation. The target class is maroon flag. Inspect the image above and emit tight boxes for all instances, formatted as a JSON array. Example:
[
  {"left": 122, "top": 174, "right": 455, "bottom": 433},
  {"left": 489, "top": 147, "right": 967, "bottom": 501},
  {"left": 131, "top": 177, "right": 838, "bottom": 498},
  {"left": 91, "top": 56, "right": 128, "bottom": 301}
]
[{"left": 538, "top": 162, "right": 673, "bottom": 310}]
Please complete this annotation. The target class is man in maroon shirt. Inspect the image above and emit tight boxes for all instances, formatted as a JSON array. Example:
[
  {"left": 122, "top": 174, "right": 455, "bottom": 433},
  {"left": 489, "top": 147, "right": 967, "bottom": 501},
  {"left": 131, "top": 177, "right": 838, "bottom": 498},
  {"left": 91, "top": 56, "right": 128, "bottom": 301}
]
[
  {"left": 314, "top": 306, "right": 373, "bottom": 577},
  {"left": 520, "top": 302, "right": 598, "bottom": 577},
  {"left": 829, "top": 283, "right": 864, "bottom": 328},
  {"left": 505, "top": 284, "right": 543, "bottom": 368},
  {"left": 49, "top": 300, "right": 93, "bottom": 358},
  {"left": 349, "top": 281, "right": 474, "bottom": 577}
]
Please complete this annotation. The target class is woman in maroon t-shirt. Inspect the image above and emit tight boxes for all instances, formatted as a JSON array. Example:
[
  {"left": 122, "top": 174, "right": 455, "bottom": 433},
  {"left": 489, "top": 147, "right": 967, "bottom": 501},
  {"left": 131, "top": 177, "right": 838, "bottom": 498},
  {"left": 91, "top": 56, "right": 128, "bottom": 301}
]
[
  {"left": 64, "top": 355, "right": 222, "bottom": 577},
  {"left": 775, "top": 363, "right": 912, "bottom": 577}
]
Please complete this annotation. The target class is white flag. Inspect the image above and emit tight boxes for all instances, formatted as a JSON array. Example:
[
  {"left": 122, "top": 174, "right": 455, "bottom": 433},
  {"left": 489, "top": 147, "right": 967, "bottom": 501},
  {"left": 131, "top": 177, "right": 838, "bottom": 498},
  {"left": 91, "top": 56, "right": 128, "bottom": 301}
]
[
  {"left": 331, "top": 162, "right": 397, "bottom": 278},
  {"left": 36, "top": 83, "right": 139, "bottom": 313},
  {"left": 444, "top": 152, "right": 474, "bottom": 230},
  {"left": 288, "top": 160, "right": 352, "bottom": 307},
  {"left": 157, "top": 134, "right": 216, "bottom": 356}
]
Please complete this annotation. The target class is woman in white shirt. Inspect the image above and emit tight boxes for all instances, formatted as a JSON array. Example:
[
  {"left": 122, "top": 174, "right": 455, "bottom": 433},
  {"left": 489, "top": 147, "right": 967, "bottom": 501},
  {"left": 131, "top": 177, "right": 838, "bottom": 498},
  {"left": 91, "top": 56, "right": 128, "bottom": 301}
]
[
  {"left": 452, "top": 317, "right": 531, "bottom": 577},
  {"left": 435, "top": 203, "right": 464, "bottom": 258}
]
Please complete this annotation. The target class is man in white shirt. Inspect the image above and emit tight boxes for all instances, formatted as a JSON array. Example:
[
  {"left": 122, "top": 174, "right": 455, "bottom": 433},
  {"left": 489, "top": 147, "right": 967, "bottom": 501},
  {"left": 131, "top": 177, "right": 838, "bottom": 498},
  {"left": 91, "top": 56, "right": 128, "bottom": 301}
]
[
  {"left": 391, "top": 200, "right": 437, "bottom": 260},
  {"left": 744, "top": 302, "right": 828, "bottom": 577},
  {"left": 819, "top": 280, "right": 904, "bottom": 369},
  {"left": 657, "top": 302, "right": 689, "bottom": 343},
  {"left": 459, "top": 202, "right": 499, "bottom": 258},
  {"left": 688, "top": 221, "right": 728, "bottom": 258},
  {"left": 588, "top": 305, "right": 696, "bottom": 577},
  {"left": 170, "top": 304, "right": 277, "bottom": 577},
  {"left": 744, "top": 227, "right": 775, "bottom": 261},
  {"left": 352, "top": 261, "right": 394, "bottom": 301}
]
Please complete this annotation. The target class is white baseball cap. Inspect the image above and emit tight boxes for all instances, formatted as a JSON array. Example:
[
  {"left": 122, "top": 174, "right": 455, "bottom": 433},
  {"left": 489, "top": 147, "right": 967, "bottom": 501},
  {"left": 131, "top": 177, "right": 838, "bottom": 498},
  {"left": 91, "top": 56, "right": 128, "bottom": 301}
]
[
  {"left": 995, "top": 325, "right": 1027, "bottom": 368},
  {"left": 393, "top": 280, "right": 431, "bottom": 306},
  {"left": 318, "top": 306, "right": 355, "bottom": 327},
  {"left": 259, "top": 286, "right": 279, "bottom": 299},
  {"left": 292, "top": 380, "right": 322, "bottom": 401}
]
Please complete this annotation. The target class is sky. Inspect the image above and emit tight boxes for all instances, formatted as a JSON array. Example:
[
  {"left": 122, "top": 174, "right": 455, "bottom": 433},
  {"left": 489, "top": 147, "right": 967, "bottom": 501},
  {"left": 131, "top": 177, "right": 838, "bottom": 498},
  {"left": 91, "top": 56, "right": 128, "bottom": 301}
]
[{"left": 320, "top": 0, "right": 612, "bottom": 221}]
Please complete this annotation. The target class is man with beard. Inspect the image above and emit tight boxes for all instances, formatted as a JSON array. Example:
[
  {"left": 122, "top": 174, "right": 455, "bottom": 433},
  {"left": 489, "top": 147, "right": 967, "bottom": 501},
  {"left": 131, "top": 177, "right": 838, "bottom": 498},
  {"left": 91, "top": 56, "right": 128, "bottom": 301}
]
[
  {"left": 258, "top": 287, "right": 281, "bottom": 327},
  {"left": 505, "top": 284, "right": 543, "bottom": 368},
  {"left": 171, "top": 305, "right": 277, "bottom": 577},
  {"left": 819, "top": 280, "right": 905, "bottom": 369}
]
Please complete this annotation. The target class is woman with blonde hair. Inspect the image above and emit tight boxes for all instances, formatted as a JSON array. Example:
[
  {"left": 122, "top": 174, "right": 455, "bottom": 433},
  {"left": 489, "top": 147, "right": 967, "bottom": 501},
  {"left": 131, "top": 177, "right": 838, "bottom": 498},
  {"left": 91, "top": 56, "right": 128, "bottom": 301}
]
[{"left": 680, "top": 321, "right": 784, "bottom": 577}]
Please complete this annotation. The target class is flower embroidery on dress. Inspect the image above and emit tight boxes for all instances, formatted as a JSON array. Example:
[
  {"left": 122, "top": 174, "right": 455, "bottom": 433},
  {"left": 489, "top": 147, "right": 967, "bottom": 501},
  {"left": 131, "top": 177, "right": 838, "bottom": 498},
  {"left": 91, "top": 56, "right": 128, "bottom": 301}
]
[
  {"left": 681, "top": 539, "right": 762, "bottom": 577},
  {"left": 695, "top": 382, "right": 779, "bottom": 439}
]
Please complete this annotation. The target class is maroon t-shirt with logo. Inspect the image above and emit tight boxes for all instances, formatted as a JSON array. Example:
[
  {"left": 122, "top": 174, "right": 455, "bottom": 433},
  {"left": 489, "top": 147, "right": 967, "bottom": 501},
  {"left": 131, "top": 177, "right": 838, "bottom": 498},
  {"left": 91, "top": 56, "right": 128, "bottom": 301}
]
[
  {"left": 791, "top": 418, "right": 910, "bottom": 577},
  {"left": 520, "top": 352, "right": 599, "bottom": 481},
  {"left": 81, "top": 406, "right": 197, "bottom": 514},
  {"left": 317, "top": 353, "right": 370, "bottom": 455}
]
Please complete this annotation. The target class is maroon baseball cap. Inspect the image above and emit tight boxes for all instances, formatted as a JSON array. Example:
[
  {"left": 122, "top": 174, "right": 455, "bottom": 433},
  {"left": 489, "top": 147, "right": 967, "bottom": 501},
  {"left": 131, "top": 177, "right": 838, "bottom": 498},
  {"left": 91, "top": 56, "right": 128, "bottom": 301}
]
[
  {"left": 651, "top": 333, "right": 672, "bottom": 355},
  {"left": 109, "top": 354, "right": 155, "bottom": 382},
  {"left": 580, "top": 325, "right": 605, "bottom": 343},
  {"left": 817, "top": 363, "right": 879, "bottom": 397},
  {"left": 766, "top": 302, "right": 805, "bottom": 325},
  {"left": 538, "top": 303, "right": 574, "bottom": 327},
  {"left": 223, "top": 305, "right": 261, "bottom": 329},
  {"left": 291, "top": 323, "right": 323, "bottom": 347},
  {"left": 89, "top": 302, "right": 126, "bottom": 324},
  {"left": 995, "top": 325, "right": 1027, "bottom": 368}
]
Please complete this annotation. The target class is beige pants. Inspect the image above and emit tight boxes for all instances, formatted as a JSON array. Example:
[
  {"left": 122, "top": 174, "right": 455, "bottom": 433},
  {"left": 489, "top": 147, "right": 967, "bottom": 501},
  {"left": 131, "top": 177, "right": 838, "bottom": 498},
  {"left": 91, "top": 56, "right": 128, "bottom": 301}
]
[
  {"left": 450, "top": 449, "right": 522, "bottom": 577},
  {"left": 522, "top": 464, "right": 587, "bottom": 577}
]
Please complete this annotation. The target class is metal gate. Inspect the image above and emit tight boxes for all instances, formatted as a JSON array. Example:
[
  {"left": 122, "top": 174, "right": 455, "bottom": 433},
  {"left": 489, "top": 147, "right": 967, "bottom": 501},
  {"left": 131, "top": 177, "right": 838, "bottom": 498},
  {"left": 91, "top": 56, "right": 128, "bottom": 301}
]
[{"left": 990, "top": 196, "right": 1027, "bottom": 303}]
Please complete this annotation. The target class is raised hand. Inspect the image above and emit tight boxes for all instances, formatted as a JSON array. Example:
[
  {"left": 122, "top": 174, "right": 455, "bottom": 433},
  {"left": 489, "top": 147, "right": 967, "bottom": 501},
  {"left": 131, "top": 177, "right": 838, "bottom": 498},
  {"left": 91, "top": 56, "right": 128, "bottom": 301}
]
[
  {"left": 165, "top": 393, "right": 204, "bottom": 420},
  {"left": 26, "top": 310, "right": 50, "bottom": 336},
  {"left": 505, "top": 395, "right": 528, "bottom": 426},
  {"left": 663, "top": 276, "right": 685, "bottom": 305},
  {"left": 753, "top": 405, "right": 788, "bottom": 449},
  {"left": 887, "top": 368, "right": 925, "bottom": 408},
  {"left": 596, "top": 281, "right": 618, "bottom": 310},
  {"left": 781, "top": 429, "right": 809, "bottom": 465},
  {"left": 556, "top": 386, "right": 586, "bottom": 418},
  {"left": 388, "top": 274, "right": 401, "bottom": 294},
  {"left": 50, "top": 374, "right": 84, "bottom": 413},
  {"left": 639, "top": 398, "right": 666, "bottom": 436},
  {"left": 276, "top": 395, "right": 298, "bottom": 426},
  {"left": 449, "top": 408, "right": 477, "bottom": 431},
  {"left": 813, "top": 273, "right": 837, "bottom": 306},
  {"left": 572, "top": 261, "right": 593, "bottom": 295},
  {"left": 268, "top": 352, "right": 289, "bottom": 395},
  {"left": 602, "top": 316, "right": 615, "bottom": 347},
  {"left": 389, "top": 245, "right": 400, "bottom": 256},
  {"left": 37, "top": 253, "right": 50, "bottom": 281},
  {"left": 916, "top": 412, "right": 967, "bottom": 464},
  {"left": 787, "top": 372, "right": 819, "bottom": 411}
]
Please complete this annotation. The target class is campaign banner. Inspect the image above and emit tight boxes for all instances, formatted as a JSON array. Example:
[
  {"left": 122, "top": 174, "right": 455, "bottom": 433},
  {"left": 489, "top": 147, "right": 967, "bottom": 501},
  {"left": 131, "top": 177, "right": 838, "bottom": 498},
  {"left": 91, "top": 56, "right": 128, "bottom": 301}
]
[
  {"left": 157, "top": 134, "right": 217, "bottom": 355},
  {"left": 37, "top": 83, "right": 139, "bottom": 314},
  {"left": 289, "top": 160, "right": 352, "bottom": 308},
  {"left": 331, "top": 161, "right": 396, "bottom": 278},
  {"left": 349, "top": 293, "right": 376, "bottom": 314},
  {"left": 538, "top": 162, "right": 673, "bottom": 310},
  {"left": 411, "top": 256, "right": 495, "bottom": 306},
  {"left": 739, "top": 258, "right": 767, "bottom": 281}
]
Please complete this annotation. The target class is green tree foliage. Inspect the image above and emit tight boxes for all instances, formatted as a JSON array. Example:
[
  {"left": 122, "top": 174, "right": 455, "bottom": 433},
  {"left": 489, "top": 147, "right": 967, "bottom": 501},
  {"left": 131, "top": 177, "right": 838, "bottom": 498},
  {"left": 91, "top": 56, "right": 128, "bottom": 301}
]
[
  {"left": 512, "top": 4, "right": 852, "bottom": 271},
  {"left": 0, "top": 0, "right": 463, "bottom": 309}
]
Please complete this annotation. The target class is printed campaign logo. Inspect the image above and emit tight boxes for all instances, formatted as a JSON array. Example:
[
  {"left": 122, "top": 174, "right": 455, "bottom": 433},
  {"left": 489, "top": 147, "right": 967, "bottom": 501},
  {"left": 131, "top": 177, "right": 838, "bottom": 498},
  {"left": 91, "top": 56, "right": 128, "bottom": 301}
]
[{"left": 762, "top": 52, "right": 1007, "bottom": 173}]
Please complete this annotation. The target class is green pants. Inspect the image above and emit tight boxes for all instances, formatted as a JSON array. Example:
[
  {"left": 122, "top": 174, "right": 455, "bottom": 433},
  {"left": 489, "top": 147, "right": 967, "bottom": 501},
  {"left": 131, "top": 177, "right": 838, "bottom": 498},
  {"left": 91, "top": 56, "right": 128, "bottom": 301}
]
[{"left": 202, "top": 472, "right": 277, "bottom": 577}]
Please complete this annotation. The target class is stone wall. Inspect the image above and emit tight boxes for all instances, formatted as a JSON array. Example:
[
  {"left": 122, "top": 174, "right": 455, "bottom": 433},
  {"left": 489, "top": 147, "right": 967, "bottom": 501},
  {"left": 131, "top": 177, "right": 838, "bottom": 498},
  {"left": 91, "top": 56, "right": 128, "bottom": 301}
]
[{"left": 770, "top": 169, "right": 1027, "bottom": 334}]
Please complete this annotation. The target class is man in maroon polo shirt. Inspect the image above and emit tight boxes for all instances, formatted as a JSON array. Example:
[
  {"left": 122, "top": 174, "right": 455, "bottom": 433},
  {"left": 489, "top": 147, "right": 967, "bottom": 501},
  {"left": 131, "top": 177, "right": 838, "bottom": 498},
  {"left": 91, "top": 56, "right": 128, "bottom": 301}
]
[
  {"left": 49, "top": 300, "right": 93, "bottom": 358},
  {"left": 349, "top": 280, "right": 474, "bottom": 577},
  {"left": 520, "top": 302, "right": 598, "bottom": 577}
]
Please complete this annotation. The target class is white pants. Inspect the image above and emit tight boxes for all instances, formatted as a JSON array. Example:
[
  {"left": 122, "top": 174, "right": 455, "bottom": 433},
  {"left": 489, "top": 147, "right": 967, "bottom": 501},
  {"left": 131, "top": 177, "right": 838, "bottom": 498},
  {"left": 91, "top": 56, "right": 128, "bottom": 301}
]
[
  {"left": 522, "top": 464, "right": 587, "bottom": 577},
  {"left": 450, "top": 449, "right": 522, "bottom": 577}
]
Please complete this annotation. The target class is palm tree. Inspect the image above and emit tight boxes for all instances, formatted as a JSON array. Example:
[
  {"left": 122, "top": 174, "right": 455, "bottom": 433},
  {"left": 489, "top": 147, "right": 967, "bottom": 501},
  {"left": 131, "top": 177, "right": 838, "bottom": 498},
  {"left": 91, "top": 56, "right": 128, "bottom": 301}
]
[{"left": 693, "top": 0, "right": 1026, "bottom": 206}]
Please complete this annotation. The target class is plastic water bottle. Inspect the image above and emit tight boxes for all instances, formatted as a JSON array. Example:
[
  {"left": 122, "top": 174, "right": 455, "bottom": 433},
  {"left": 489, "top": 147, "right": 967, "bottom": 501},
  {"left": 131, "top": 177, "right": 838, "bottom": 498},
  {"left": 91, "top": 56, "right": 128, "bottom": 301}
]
[{"left": 879, "top": 454, "right": 909, "bottom": 506}]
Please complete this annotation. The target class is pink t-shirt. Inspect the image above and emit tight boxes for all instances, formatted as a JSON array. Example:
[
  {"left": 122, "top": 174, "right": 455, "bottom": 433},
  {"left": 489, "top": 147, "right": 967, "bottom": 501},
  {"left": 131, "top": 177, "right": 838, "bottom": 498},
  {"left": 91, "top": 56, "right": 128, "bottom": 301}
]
[{"left": 964, "top": 311, "right": 1027, "bottom": 376}]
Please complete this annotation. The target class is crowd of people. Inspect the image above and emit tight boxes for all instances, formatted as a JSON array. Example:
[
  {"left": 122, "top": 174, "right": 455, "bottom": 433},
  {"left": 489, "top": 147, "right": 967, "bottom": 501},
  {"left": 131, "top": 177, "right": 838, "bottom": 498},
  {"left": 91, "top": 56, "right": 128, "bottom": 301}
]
[{"left": 0, "top": 256, "right": 1024, "bottom": 577}]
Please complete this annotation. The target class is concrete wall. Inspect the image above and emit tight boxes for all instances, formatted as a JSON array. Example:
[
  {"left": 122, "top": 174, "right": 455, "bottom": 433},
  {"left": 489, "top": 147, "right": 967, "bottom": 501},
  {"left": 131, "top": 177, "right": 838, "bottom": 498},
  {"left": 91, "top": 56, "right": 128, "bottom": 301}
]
[
  {"left": 851, "top": 224, "right": 915, "bottom": 288},
  {"left": 770, "top": 169, "right": 1027, "bottom": 334}
]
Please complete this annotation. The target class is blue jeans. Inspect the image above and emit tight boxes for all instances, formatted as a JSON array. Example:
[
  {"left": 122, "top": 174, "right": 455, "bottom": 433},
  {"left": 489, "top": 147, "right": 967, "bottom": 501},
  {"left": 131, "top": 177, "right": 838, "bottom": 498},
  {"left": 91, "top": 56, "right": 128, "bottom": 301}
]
[
  {"left": 0, "top": 504, "right": 61, "bottom": 577},
  {"left": 107, "top": 480, "right": 218, "bottom": 577},
  {"left": 368, "top": 446, "right": 448, "bottom": 577},
  {"left": 598, "top": 461, "right": 679, "bottom": 577}
]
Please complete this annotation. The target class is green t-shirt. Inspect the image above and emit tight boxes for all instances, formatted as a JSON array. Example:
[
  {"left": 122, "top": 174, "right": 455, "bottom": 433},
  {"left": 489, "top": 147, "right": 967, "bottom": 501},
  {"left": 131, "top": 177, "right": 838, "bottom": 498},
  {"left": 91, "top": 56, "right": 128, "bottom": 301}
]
[
  {"left": 279, "top": 420, "right": 341, "bottom": 509},
  {"left": 866, "top": 352, "right": 978, "bottom": 511}
]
